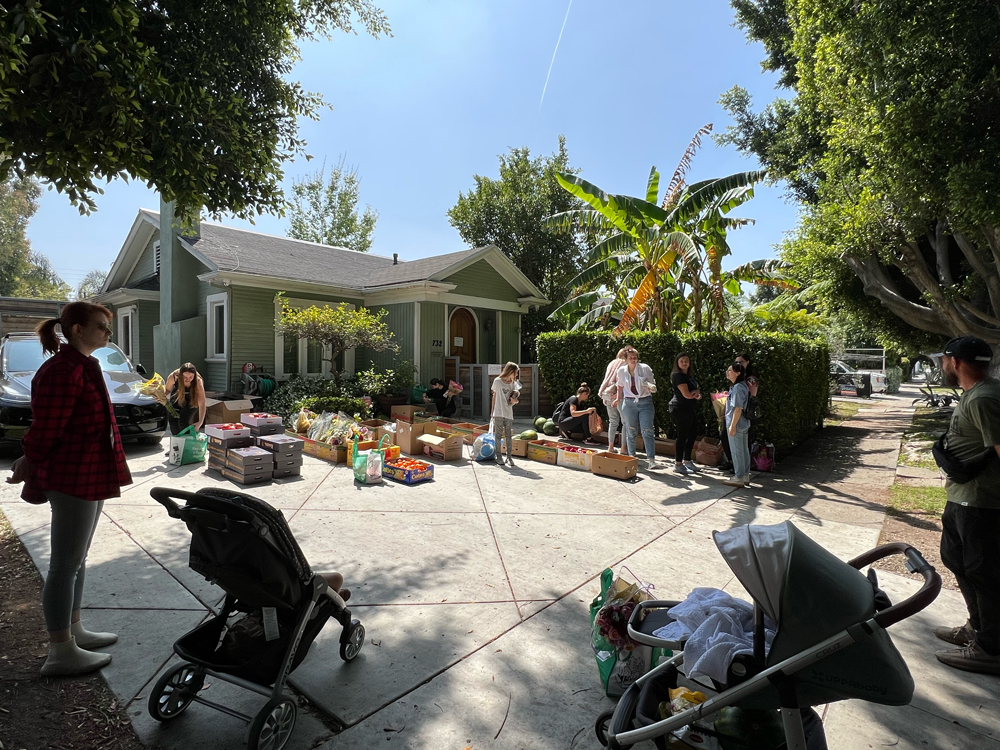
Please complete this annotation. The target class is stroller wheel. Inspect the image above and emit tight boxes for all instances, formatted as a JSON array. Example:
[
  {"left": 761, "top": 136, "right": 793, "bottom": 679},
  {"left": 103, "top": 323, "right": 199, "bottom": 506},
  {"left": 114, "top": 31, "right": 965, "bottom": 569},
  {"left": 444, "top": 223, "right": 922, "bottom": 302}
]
[
  {"left": 340, "top": 620, "right": 365, "bottom": 661},
  {"left": 247, "top": 697, "right": 297, "bottom": 750},
  {"left": 148, "top": 663, "right": 204, "bottom": 721}
]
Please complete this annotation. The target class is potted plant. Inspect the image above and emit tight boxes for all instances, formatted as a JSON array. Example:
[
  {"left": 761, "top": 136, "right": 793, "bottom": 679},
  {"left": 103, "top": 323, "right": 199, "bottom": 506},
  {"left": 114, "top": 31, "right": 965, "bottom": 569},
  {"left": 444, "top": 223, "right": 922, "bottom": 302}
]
[{"left": 374, "top": 360, "right": 416, "bottom": 416}]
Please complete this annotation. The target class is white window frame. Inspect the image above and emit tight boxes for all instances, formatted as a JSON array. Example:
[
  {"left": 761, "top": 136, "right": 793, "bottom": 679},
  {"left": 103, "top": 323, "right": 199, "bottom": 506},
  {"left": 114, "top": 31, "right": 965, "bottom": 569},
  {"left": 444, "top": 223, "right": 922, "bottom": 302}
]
[
  {"left": 117, "top": 305, "right": 136, "bottom": 361},
  {"left": 273, "top": 297, "right": 356, "bottom": 380},
  {"left": 206, "top": 292, "right": 229, "bottom": 362}
]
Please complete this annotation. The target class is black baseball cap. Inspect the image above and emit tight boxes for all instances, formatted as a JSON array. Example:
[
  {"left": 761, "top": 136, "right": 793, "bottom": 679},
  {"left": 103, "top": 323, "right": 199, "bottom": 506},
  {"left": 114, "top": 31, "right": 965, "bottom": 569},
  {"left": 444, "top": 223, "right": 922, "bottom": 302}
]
[{"left": 943, "top": 336, "right": 994, "bottom": 364}]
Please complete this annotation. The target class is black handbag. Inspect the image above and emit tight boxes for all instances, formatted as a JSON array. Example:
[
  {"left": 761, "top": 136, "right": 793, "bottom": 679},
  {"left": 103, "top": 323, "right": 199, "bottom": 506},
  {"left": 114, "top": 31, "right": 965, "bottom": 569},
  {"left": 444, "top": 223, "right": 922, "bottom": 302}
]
[{"left": 932, "top": 433, "right": 997, "bottom": 483}]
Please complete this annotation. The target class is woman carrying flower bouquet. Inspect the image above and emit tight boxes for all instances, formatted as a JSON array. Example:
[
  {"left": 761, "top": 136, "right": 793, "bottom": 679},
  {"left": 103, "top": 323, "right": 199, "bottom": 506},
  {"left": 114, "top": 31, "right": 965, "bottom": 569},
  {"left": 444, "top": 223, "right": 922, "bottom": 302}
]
[{"left": 165, "top": 363, "right": 206, "bottom": 435}]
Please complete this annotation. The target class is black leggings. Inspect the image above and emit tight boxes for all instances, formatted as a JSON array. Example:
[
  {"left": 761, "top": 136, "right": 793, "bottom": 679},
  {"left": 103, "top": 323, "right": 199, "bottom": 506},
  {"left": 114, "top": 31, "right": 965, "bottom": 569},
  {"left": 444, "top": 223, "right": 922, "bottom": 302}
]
[
  {"left": 673, "top": 408, "right": 697, "bottom": 462},
  {"left": 558, "top": 414, "right": 591, "bottom": 439}
]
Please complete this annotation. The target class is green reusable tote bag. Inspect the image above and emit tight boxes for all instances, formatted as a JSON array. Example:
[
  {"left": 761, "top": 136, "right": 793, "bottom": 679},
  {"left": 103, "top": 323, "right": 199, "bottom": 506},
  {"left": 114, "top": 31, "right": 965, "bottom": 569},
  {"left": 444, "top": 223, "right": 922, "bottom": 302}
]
[{"left": 169, "top": 425, "right": 208, "bottom": 465}]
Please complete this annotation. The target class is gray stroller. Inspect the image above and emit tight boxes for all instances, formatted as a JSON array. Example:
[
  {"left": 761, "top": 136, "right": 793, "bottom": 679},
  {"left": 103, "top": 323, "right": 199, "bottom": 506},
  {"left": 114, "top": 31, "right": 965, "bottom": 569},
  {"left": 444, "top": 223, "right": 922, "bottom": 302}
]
[{"left": 597, "top": 521, "right": 941, "bottom": 749}]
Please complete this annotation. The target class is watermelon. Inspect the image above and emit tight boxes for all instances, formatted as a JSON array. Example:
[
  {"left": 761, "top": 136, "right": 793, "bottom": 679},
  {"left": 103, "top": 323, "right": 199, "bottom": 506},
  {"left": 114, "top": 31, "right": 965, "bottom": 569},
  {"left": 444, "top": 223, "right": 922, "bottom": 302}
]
[
  {"left": 519, "top": 429, "right": 538, "bottom": 440},
  {"left": 542, "top": 419, "right": 559, "bottom": 436},
  {"left": 533, "top": 416, "right": 547, "bottom": 430}
]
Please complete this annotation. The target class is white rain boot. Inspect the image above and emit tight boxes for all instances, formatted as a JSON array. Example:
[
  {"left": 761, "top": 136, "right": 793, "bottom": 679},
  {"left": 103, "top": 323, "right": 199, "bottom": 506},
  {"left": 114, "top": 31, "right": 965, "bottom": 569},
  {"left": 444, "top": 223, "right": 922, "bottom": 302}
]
[
  {"left": 71, "top": 620, "right": 118, "bottom": 649},
  {"left": 41, "top": 637, "right": 113, "bottom": 676}
]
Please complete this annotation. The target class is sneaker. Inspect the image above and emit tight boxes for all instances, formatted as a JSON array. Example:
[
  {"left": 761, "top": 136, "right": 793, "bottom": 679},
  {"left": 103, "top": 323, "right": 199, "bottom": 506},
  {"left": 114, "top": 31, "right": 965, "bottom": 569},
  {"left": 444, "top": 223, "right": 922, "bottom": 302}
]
[
  {"left": 673, "top": 463, "right": 688, "bottom": 475},
  {"left": 722, "top": 476, "right": 745, "bottom": 487},
  {"left": 506, "top": 456, "right": 515, "bottom": 467},
  {"left": 933, "top": 621, "right": 976, "bottom": 647},
  {"left": 683, "top": 461, "right": 699, "bottom": 473},
  {"left": 935, "top": 641, "right": 1000, "bottom": 675},
  {"left": 647, "top": 458, "right": 659, "bottom": 470}
]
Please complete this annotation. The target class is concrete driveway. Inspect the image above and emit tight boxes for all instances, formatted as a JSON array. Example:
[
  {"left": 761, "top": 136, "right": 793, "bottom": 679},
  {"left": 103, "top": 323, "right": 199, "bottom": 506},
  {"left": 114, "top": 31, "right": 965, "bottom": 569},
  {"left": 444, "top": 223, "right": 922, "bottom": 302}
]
[{"left": 2, "top": 394, "right": 996, "bottom": 749}]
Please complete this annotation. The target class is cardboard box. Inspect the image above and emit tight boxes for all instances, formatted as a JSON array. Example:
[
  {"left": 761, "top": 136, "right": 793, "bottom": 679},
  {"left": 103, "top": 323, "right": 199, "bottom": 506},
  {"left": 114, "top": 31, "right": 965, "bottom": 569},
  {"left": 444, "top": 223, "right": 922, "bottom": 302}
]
[
  {"left": 272, "top": 455, "right": 304, "bottom": 471},
  {"left": 249, "top": 423, "right": 283, "bottom": 437},
  {"left": 452, "top": 422, "right": 489, "bottom": 445},
  {"left": 390, "top": 405, "right": 423, "bottom": 423},
  {"left": 377, "top": 424, "right": 396, "bottom": 445},
  {"left": 511, "top": 438, "right": 530, "bottom": 457},
  {"left": 416, "top": 427, "right": 465, "bottom": 461},
  {"left": 591, "top": 451, "right": 639, "bottom": 480},
  {"left": 557, "top": 445, "right": 599, "bottom": 471},
  {"left": 240, "top": 413, "right": 283, "bottom": 427},
  {"left": 394, "top": 420, "right": 429, "bottom": 455},
  {"left": 256, "top": 434, "right": 304, "bottom": 454},
  {"left": 208, "top": 434, "right": 254, "bottom": 451},
  {"left": 287, "top": 431, "right": 346, "bottom": 463},
  {"left": 525, "top": 440, "right": 560, "bottom": 465},
  {"left": 205, "top": 423, "right": 251, "bottom": 440},
  {"left": 347, "top": 440, "right": 378, "bottom": 464},
  {"left": 223, "top": 460, "right": 273, "bottom": 477},
  {"left": 208, "top": 455, "right": 226, "bottom": 472},
  {"left": 222, "top": 466, "right": 271, "bottom": 486},
  {"left": 204, "top": 398, "right": 256, "bottom": 426},
  {"left": 226, "top": 446, "right": 275, "bottom": 468},
  {"left": 382, "top": 457, "right": 434, "bottom": 484},
  {"left": 272, "top": 466, "right": 302, "bottom": 479}
]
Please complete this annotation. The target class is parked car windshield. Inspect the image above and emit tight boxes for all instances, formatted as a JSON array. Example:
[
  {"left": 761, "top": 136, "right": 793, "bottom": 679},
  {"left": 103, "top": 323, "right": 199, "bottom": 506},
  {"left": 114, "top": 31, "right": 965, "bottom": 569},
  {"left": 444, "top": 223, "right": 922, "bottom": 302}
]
[
  {"left": 832, "top": 361, "right": 857, "bottom": 374},
  {"left": 4, "top": 339, "right": 133, "bottom": 374}
]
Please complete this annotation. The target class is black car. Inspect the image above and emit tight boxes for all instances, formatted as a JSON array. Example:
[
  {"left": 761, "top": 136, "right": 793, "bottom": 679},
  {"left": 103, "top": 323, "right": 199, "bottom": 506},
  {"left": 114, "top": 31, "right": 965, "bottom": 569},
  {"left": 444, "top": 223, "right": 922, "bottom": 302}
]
[{"left": 0, "top": 333, "right": 166, "bottom": 444}]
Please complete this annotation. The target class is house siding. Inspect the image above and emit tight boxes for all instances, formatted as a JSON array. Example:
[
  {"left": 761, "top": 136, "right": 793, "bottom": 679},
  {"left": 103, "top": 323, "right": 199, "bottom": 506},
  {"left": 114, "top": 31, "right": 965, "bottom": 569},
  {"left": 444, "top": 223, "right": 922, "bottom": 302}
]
[
  {"left": 358, "top": 302, "right": 415, "bottom": 372},
  {"left": 500, "top": 311, "right": 520, "bottom": 364},
  {"left": 443, "top": 260, "right": 521, "bottom": 303},
  {"left": 419, "top": 301, "right": 446, "bottom": 384},
  {"left": 136, "top": 300, "right": 159, "bottom": 370},
  {"left": 125, "top": 231, "right": 159, "bottom": 286}
]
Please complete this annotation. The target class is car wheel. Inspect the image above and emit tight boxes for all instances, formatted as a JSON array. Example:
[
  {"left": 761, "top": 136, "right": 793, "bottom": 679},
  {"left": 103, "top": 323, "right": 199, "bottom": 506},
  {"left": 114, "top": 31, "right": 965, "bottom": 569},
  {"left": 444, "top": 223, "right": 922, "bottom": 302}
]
[{"left": 137, "top": 435, "right": 163, "bottom": 446}]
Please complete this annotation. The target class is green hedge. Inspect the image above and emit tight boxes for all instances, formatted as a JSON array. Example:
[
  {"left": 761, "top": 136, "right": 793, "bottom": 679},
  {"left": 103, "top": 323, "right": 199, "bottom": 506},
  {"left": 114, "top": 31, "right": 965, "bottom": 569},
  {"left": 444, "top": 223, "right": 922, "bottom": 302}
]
[
  {"left": 263, "top": 376, "right": 370, "bottom": 424},
  {"left": 536, "top": 331, "right": 829, "bottom": 452}
]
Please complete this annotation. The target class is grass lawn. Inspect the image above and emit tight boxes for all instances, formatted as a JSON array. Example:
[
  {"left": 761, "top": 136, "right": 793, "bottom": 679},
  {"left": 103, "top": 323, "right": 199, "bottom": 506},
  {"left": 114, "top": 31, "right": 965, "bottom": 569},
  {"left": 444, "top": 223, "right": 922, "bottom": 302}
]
[
  {"left": 898, "top": 406, "right": 951, "bottom": 470},
  {"left": 827, "top": 399, "right": 862, "bottom": 426},
  {"left": 887, "top": 484, "right": 948, "bottom": 517}
]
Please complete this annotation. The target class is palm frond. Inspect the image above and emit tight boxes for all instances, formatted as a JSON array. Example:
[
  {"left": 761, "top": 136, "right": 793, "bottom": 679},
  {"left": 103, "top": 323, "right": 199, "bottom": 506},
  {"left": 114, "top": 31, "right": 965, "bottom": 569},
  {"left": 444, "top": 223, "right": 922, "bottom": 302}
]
[
  {"left": 662, "top": 124, "right": 713, "bottom": 210},
  {"left": 645, "top": 166, "right": 660, "bottom": 204}
]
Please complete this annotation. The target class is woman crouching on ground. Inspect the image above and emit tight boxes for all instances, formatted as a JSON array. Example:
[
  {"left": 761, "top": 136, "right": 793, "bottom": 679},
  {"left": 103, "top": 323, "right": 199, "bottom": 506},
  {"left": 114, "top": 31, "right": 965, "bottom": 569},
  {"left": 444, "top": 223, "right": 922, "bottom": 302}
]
[
  {"left": 165, "top": 362, "right": 206, "bottom": 434},
  {"left": 7, "top": 301, "right": 132, "bottom": 676},
  {"left": 558, "top": 383, "right": 601, "bottom": 444}
]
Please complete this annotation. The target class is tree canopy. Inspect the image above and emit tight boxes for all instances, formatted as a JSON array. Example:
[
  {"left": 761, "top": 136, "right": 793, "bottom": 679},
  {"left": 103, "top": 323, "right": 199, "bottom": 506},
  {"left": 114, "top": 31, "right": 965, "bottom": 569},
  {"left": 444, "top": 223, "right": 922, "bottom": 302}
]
[
  {"left": 76, "top": 269, "right": 108, "bottom": 300},
  {"left": 287, "top": 157, "right": 378, "bottom": 252},
  {"left": 720, "top": 0, "right": 1000, "bottom": 350},
  {"left": 447, "top": 137, "right": 588, "bottom": 359},
  {"left": 0, "top": 1, "right": 390, "bottom": 220},
  {"left": 0, "top": 176, "right": 69, "bottom": 299}
]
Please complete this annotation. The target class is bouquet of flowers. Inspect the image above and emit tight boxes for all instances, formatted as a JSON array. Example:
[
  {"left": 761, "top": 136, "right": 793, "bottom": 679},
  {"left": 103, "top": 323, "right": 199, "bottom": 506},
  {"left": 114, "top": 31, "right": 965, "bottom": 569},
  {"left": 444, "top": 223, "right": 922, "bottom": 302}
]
[
  {"left": 447, "top": 380, "right": 463, "bottom": 396},
  {"left": 139, "top": 373, "right": 179, "bottom": 417}
]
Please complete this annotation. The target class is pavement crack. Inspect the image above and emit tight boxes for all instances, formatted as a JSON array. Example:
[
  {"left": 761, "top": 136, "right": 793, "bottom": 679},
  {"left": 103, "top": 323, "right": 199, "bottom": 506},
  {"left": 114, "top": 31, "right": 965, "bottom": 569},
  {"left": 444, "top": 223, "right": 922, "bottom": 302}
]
[{"left": 470, "top": 461, "right": 520, "bottom": 619}]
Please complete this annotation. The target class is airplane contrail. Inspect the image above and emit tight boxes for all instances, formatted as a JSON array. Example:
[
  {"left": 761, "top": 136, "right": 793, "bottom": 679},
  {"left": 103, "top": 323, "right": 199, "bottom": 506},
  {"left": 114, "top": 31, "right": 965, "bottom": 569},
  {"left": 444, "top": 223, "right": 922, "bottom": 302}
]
[{"left": 540, "top": 0, "right": 574, "bottom": 108}]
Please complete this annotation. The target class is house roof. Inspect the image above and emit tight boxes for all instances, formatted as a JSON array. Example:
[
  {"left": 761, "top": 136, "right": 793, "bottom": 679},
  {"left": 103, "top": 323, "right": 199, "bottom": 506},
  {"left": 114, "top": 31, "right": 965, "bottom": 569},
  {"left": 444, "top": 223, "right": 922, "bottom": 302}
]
[{"left": 104, "top": 210, "right": 547, "bottom": 303}]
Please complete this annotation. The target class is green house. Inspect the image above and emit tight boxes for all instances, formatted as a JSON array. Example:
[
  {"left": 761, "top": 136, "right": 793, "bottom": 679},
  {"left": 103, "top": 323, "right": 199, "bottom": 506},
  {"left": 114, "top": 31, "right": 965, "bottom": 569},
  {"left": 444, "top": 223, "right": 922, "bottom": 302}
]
[{"left": 95, "top": 200, "right": 549, "bottom": 399}]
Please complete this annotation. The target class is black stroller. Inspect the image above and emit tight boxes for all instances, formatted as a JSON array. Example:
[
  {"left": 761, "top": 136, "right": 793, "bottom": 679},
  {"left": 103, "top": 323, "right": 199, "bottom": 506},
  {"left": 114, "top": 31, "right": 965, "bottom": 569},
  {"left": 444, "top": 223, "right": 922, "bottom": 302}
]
[
  {"left": 597, "top": 521, "right": 941, "bottom": 750},
  {"left": 147, "top": 487, "right": 365, "bottom": 750}
]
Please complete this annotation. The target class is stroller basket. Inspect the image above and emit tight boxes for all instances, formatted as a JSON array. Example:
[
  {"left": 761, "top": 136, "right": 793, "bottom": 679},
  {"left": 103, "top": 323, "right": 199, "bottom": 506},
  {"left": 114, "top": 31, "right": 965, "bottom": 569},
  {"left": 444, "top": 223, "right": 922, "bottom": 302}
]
[
  {"left": 148, "top": 486, "right": 366, "bottom": 750},
  {"left": 600, "top": 521, "right": 941, "bottom": 750}
]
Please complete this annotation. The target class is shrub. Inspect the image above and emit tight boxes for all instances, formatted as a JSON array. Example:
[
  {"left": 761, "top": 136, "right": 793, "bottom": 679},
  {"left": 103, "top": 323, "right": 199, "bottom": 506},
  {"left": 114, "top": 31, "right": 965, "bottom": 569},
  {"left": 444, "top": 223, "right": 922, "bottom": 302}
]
[
  {"left": 298, "top": 395, "right": 369, "bottom": 420},
  {"left": 886, "top": 365, "right": 903, "bottom": 394},
  {"left": 536, "top": 331, "right": 829, "bottom": 452},
  {"left": 264, "top": 376, "right": 341, "bottom": 423}
]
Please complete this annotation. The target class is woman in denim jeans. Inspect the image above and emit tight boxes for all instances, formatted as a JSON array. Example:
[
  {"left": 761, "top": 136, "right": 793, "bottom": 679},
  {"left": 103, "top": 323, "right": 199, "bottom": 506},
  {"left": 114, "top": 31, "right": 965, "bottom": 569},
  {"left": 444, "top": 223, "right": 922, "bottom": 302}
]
[
  {"left": 613, "top": 347, "right": 659, "bottom": 469},
  {"left": 598, "top": 347, "right": 628, "bottom": 453},
  {"left": 723, "top": 361, "right": 751, "bottom": 487}
]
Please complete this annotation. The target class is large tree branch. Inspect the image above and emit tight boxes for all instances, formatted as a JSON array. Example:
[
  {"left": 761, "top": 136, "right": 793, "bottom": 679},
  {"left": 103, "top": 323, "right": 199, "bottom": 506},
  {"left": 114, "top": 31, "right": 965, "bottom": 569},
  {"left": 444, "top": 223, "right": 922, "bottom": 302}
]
[
  {"left": 897, "top": 240, "right": 972, "bottom": 332},
  {"left": 843, "top": 252, "right": 952, "bottom": 334},
  {"left": 953, "top": 229, "right": 1000, "bottom": 317},
  {"left": 933, "top": 219, "right": 955, "bottom": 287}
]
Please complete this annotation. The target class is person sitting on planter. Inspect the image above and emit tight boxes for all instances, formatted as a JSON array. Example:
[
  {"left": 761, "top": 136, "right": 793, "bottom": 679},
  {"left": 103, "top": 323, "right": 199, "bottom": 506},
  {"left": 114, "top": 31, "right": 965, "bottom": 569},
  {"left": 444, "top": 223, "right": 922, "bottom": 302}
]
[
  {"left": 558, "top": 383, "right": 601, "bottom": 445},
  {"left": 423, "top": 378, "right": 457, "bottom": 418}
]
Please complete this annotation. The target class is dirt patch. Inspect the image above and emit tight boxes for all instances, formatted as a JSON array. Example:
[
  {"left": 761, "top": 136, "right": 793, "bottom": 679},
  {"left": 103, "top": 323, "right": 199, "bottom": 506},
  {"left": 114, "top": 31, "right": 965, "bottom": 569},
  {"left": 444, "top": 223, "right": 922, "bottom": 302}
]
[
  {"left": 0, "top": 509, "right": 154, "bottom": 750},
  {"left": 873, "top": 509, "right": 957, "bottom": 591}
]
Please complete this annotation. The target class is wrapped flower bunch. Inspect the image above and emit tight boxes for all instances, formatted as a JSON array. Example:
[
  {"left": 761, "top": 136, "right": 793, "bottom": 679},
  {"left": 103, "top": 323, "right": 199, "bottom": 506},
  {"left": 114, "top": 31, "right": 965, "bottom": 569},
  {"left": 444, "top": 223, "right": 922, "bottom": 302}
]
[{"left": 139, "top": 373, "right": 179, "bottom": 417}]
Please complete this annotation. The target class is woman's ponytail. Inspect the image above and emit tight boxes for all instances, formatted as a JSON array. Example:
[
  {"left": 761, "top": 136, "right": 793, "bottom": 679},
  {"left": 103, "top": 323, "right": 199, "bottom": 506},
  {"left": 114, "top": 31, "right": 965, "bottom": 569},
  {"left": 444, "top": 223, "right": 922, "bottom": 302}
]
[{"left": 36, "top": 318, "right": 62, "bottom": 356}]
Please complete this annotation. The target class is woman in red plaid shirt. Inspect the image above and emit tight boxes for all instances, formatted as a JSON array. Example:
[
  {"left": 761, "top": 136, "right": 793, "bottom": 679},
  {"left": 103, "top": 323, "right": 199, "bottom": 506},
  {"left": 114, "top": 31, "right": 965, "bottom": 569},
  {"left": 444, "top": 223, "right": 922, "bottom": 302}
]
[{"left": 7, "top": 301, "right": 132, "bottom": 676}]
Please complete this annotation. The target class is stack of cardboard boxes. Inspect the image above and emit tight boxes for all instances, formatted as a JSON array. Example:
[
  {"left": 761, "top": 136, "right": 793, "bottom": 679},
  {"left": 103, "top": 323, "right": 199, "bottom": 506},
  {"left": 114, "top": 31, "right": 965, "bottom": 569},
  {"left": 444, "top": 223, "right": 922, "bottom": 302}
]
[{"left": 206, "top": 413, "right": 304, "bottom": 485}]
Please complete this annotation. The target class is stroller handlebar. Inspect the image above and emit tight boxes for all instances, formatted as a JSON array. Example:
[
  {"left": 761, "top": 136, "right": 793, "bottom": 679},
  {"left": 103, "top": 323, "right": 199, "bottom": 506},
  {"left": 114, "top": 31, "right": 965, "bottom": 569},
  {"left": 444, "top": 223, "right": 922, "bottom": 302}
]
[
  {"left": 848, "top": 543, "right": 942, "bottom": 628},
  {"left": 149, "top": 486, "right": 205, "bottom": 517}
]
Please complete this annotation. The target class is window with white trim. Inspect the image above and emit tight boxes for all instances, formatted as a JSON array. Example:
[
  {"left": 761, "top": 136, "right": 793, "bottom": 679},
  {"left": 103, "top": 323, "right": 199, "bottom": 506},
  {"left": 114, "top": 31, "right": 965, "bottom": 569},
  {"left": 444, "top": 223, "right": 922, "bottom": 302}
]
[
  {"left": 274, "top": 297, "right": 353, "bottom": 379},
  {"left": 206, "top": 292, "right": 228, "bottom": 361},
  {"left": 118, "top": 307, "right": 134, "bottom": 360}
]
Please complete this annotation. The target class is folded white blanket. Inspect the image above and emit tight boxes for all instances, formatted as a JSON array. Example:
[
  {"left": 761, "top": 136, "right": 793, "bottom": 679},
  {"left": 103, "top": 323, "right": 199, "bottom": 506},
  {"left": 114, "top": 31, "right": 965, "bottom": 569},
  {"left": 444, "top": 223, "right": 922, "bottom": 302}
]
[{"left": 652, "top": 587, "right": 775, "bottom": 683}]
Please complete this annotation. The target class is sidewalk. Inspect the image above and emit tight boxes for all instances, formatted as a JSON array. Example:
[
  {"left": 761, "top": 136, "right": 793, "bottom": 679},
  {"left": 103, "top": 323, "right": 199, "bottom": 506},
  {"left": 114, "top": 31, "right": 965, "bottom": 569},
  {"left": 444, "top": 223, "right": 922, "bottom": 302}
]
[{"left": 1, "top": 388, "right": 996, "bottom": 749}]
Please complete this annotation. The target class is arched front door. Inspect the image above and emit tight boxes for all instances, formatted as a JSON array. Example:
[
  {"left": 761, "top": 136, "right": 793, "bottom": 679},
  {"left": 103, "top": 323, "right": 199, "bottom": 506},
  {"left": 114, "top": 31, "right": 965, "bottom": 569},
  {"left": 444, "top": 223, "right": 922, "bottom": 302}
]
[{"left": 450, "top": 308, "right": 477, "bottom": 364}]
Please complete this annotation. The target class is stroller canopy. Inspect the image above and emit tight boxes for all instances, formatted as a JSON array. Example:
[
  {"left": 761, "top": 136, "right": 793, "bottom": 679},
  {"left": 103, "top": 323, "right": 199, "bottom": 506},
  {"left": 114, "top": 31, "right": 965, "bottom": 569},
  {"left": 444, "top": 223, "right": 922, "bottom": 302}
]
[{"left": 713, "top": 522, "right": 914, "bottom": 707}]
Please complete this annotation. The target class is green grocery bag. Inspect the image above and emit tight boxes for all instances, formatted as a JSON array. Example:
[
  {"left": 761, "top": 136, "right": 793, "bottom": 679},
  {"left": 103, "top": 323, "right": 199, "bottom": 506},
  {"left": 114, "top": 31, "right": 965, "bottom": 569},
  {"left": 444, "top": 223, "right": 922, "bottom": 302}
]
[
  {"left": 589, "top": 567, "right": 670, "bottom": 697},
  {"left": 169, "top": 425, "right": 208, "bottom": 466},
  {"left": 352, "top": 438, "right": 383, "bottom": 484}
]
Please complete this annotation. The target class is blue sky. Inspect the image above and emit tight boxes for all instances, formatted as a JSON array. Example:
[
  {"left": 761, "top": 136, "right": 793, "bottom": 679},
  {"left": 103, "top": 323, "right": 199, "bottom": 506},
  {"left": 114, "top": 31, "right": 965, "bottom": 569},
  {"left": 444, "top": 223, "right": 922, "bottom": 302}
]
[{"left": 26, "top": 0, "right": 799, "bottom": 292}]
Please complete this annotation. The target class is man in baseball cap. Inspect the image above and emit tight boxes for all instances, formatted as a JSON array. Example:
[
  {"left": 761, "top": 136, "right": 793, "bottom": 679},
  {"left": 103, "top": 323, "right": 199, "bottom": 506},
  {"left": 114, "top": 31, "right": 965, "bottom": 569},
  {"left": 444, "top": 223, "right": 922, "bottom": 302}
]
[{"left": 934, "top": 335, "right": 1000, "bottom": 675}]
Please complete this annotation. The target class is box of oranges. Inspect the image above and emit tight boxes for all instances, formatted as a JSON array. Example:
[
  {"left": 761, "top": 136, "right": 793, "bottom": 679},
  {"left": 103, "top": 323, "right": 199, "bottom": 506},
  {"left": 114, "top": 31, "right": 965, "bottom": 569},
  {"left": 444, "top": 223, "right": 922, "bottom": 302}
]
[{"left": 382, "top": 457, "right": 434, "bottom": 485}]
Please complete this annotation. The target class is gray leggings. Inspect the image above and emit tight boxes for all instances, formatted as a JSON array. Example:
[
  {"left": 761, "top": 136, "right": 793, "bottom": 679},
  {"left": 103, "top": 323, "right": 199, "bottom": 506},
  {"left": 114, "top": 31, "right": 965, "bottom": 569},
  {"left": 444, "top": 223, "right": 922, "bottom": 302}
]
[{"left": 42, "top": 492, "right": 104, "bottom": 631}]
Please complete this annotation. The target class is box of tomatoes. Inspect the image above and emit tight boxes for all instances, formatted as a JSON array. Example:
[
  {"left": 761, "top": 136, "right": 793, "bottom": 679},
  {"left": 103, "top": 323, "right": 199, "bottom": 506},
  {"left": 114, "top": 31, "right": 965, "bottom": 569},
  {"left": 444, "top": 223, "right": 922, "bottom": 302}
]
[
  {"left": 382, "top": 457, "right": 434, "bottom": 485},
  {"left": 557, "top": 445, "right": 599, "bottom": 470}
]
